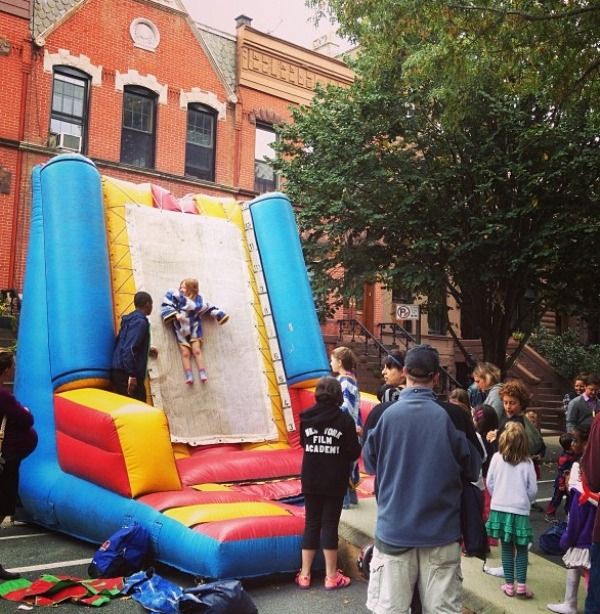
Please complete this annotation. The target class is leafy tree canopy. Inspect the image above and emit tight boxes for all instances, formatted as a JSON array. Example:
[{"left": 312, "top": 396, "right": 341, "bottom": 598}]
[{"left": 274, "top": 0, "right": 600, "bottom": 371}]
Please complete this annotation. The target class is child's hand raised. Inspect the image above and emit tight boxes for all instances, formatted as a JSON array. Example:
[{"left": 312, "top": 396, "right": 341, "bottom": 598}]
[{"left": 486, "top": 429, "right": 498, "bottom": 443}]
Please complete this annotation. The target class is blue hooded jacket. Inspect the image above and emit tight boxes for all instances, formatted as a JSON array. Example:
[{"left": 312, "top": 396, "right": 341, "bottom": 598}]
[{"left": 111, "top": 310, "right": 150, "bottom": 379}]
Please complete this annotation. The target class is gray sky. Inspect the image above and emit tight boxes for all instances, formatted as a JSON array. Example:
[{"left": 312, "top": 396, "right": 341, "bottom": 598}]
[{"left": 181, "top": 0, "right": 347, "bottom": 52}]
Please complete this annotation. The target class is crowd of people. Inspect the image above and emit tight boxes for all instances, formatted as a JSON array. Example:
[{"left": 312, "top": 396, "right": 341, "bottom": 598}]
[
  {"left": 297, "top": 345, "right": 600, "bottom": 614},
  {"left": 3, "top": 282, "right": 600, "bottom": 612}
]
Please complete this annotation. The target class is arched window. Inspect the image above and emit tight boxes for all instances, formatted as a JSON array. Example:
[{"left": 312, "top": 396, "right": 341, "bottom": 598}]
[
  {"left": 50, "top": 66, "right": 90, "bottom": 153},
  {"left": 121, "top": 85, "right": 157, "bottom": 169},
  {"left": 185, "top": 104, "right": 216, "bottom": 181}
]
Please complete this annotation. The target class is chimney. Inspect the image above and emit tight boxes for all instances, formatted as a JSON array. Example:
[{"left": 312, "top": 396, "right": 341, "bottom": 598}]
[
  {"left": 312, "top": 31, "right": 339, "bottom": 57},
  {"left": 235, "top": 15, "right": 252, "bottom": 29}
]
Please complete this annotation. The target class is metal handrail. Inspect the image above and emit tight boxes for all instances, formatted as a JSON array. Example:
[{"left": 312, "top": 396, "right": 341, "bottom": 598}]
[
  {"left": 338, "top": 318, "right": 394, "bottom": 362},
  {"left": 377, "top": 322, "right": 417, "bottom": 350},
  {"left": 337, "top": 318, "right": 461, "bottom": 395}
]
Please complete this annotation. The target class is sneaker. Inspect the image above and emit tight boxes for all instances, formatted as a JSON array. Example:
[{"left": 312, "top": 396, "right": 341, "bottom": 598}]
[
  {"left": 324, "top": 570, "right": 351, "bottom": 590},
  {"left": 199, "top": 369, "right": 208, "bottom": 383},
  {"left": 295, "top": 572, "right": 310, "bottom": 589},
  {"left": 544, "top": 514, "right": 559, "bottom": 524},
  {"left": 482, "top": 565, "right": 504, "bottom": 577},
  {"left": 185, "top": 372, "right": 194, "bottom": 385}
]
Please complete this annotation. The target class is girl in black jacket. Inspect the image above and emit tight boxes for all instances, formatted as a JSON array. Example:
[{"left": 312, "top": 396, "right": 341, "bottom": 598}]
[{"left": 296, "top": 377, "right": 361, "bottom": 590}]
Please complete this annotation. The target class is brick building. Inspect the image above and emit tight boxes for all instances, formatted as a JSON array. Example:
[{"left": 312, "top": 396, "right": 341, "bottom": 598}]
[
  {"left": 0, "top": 0, "right": 353, "bottom": 291},
  {"left": 4, "top": 0, "right": 537, "bottom": 383}
]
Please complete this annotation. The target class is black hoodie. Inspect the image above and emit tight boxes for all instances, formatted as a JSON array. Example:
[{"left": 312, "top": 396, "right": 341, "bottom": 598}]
[{"left": 300, "top": 400, "right": 361, "bottom": 497}]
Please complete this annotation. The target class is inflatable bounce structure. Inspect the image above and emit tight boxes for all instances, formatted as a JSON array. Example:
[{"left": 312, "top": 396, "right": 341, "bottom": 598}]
[{"left": 13, "top": 153, "right": 371, "bottom": 578}]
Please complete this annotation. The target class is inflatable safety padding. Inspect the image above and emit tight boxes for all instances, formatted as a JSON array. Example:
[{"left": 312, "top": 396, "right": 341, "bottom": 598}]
[
  {"left": 229, "top": 479, "right": 302, "bottom": 501},
  {"left": 164, "top": 501, "right": 292, "bottom": 526},
  {"left": 188, "top": 444, "right": 243, "bottom": 457},
  {"left": 289, "top": 387, "right": 379, "bottom": 431},
  {"left": 176, "top": 448, "right": 302, "bottom": 487},
  {"left": 55, "top": 389, "right": 180, "bottom": 497},
  {"left": 137, "top": 489, "right": 261, "bottom": 511},
  {"left": 194, "top": 515, "right": 305, "bottom": 541}
]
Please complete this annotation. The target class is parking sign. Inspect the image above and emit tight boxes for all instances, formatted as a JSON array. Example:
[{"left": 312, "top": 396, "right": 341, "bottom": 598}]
[{"left": 395, "top": 304, "right": 420, "bottom": 321}]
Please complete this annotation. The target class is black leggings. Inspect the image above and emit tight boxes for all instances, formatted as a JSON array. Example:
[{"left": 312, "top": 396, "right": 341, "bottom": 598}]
[
  {"left": 302, "top": 494, "right": 344, "bottom": 550},
  {"left": 0, "top": 458, "right": 20, "bottom": 517}
]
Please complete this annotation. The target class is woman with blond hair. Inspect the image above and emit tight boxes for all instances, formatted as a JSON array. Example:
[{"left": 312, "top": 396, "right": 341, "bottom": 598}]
[{"left": 473, "top": 362, "right": 503, "bottom": 420}]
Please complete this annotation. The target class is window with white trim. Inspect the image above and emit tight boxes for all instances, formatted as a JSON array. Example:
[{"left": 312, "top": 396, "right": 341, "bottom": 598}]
[
  {"left": 185, "top": 104, "right": 216, "bottom": 181},
  {"left": 121, "top": 86, "right": 157, "bottom": 168},
  {"left": 50, "top": 66, "right": 90, "bottom": 152}
]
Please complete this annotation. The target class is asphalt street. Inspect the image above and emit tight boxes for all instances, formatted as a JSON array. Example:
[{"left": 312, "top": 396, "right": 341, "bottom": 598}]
[{"left": 0, "top": 520, "right": 371, "bottom": 613}]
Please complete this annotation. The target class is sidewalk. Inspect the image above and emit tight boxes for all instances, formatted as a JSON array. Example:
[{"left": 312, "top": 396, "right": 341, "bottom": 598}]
[{"left": 338, "top": 497, "right": 585, "bottom": 613}]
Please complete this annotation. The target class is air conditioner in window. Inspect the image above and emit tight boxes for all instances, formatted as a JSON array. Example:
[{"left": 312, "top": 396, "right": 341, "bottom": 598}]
[{"left": 54, "top": 132, "right": 82, "bottom": 152}]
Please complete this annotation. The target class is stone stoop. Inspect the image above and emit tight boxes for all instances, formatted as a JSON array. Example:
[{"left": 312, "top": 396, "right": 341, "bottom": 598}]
[{"left": 508, "top": 342, "right": 569, "bottom": 434}]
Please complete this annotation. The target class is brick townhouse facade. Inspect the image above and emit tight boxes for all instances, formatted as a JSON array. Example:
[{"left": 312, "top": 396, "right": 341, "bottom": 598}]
[
  {"left": 7, "top": 0, "right": 554, "bottom": 381},
  {"left": 0, "top": 0, "right": 353, "bottom": 290}
]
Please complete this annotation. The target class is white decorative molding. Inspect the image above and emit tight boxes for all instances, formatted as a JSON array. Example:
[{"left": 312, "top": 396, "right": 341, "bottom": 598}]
[
  {"left": 43, "top": 49, "right": 102, "bottom": 86},
  {"left": 179, "top": 88, "right": 227, "bottom": 120},
  {"left": 115, "top": 70, "right": 168, "bottom": 105},
  {"left": 130, "top": 18, "right": 160, "bottom": 51}
]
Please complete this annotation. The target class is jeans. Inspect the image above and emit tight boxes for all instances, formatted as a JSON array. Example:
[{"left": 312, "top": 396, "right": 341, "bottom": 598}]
[{"left": 586, "top": 542, "right": 600, "bottom": 614}]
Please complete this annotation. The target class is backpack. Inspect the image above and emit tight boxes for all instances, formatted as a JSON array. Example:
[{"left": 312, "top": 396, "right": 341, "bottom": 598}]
[
  {"left": 523, "top": 416, "right": 544, "bottom": 455},
  {"left": 357, "top": 543, "right": 374, "bottom": 578},
  {"left": 88, "top": 522, "right": 151, "bottom": 578},
  {"left": 460, "top": 481, "right": 488, "bottom": 560},
  {"left": 539, "top": 521, "right": 567, "bottom": 556},
  {"left": 178, "top": 579, "right": 258, "bottom": 614}
]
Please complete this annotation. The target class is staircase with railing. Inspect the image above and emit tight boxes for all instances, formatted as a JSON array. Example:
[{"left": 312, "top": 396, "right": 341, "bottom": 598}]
[{"left": 328, "top": 319, "right": 460, "bottom": 398}]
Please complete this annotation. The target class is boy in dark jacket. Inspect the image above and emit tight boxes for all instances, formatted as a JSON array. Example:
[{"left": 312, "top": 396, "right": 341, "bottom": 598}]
[
  {"left": 111, "top": 291, "right": 154, "bottom": 402},
  {"left": 296, "top": 377, "right": 361, "bottom": 591},
  {"left": 545, "top": 433, "right": 577, "bottom": 521}
]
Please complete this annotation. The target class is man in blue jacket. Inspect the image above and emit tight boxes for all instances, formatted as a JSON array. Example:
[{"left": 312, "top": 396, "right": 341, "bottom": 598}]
[
  {"left": 363, "top": 344, "right": 481, "bottom": 614},
  {"left": 111, "top": 291, "right": 154, "bottom": 402}
]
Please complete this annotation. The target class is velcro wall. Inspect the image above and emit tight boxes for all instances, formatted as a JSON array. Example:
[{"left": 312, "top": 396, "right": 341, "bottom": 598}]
[{"left": 101, "top": 177, "right": 291, "bottom": 447}]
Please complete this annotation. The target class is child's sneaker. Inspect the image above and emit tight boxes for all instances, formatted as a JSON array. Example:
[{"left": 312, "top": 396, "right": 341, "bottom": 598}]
[
  {"left": 199, "top": 369, "right": 208, "bottom": 383},
  {"left": 185, "top": 370, "right": 194, "bottom": 385},
  {"left": 295, "top": 571, "right": 310, "bottom": 589},
  {"left": 324, "top": 570, "right": 351, "bottom": 590}
]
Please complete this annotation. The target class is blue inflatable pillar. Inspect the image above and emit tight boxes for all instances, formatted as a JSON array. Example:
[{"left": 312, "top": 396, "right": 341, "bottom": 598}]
[{"left": 249, "top": 193, "right": 329, "bottom": 385}]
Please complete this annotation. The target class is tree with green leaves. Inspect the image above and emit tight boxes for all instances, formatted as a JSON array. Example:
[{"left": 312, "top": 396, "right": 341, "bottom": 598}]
[{"left": 274, "top": 0, "right": 600, "bottom": 373}]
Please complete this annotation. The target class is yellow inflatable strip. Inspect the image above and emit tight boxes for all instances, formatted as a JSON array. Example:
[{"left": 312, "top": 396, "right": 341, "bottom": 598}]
[
  {"left": 101, "top": 176, "right": 153, "bottom": 333},
  {"left": 164, "top": 502, "right": 289, "bottom": 526},
  {"left": 191, "top": 483, "right": 233, "bottom": 492}
]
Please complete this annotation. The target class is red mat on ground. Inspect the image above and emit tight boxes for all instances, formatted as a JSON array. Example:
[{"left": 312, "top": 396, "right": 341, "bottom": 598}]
[{"left": 0, "top": 574, "right": 124, "bottom": 607}]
